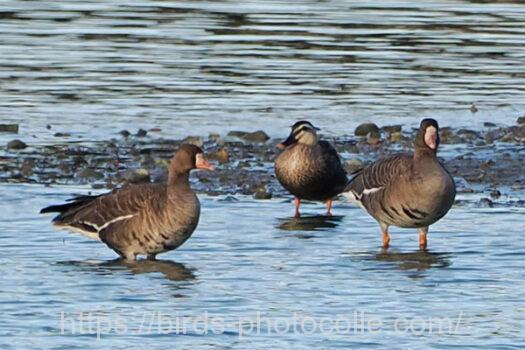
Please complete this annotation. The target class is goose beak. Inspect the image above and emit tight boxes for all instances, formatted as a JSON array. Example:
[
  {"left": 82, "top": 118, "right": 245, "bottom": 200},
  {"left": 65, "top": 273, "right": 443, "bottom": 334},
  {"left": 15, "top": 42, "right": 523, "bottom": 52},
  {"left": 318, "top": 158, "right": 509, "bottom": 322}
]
[
  {"left": 196, "top": 154, "right": 215, "bottom": 170},
  {"left": 424, "top": 126, "right": 438, "bottom": 150}
]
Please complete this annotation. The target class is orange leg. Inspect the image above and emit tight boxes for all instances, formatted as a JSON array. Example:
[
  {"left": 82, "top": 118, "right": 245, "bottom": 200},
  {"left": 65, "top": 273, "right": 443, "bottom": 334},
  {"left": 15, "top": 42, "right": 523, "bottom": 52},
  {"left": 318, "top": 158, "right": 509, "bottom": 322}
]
[
  {"left": 325, "top": 199, "right": 333, "bottom": 216},
  {"left": 294, "top": 197, "right": 301, "bottom": 218},
  {"left": 380, "top": 222, "right": 390, "bottom": 249},
  {"left": 418, "top": 227, "right": 428, "bottom": 250}
]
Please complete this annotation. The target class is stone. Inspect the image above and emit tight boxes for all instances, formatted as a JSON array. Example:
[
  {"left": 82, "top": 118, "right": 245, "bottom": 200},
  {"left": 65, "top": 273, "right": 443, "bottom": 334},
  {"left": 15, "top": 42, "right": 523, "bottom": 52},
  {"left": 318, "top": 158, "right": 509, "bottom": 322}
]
[
  {"left": 253, "top": 186, "right": 272, "bottom": 199},
  {"left": 490, "top": 189, "right": 501, "bottom": 199},
  {"left": 479, "top": 197, "right": 494, "bottom": 208},
  {"left": 136, "top": 129, "right": 148, "bottom": 137},
  {"left": 125, "top": 169, "right": 150, "bottom": 184},
  {"left": 354, "top": 123, "right": 379, "bottom": 137},
  {"left": 241, "top": 130, "right": 270, "bottom": 143},
  {"left": 517, "top": 116, "right": 525, "bottom": 125},
  {"left": 209, "top": 148, "right": 229, "bottom": 164},
  {"left": 0, "top": 124, "right": 18, "bottom": 133},
  {"left": 366, "top": 131, "right": 381, "bottom": 145},
  {"left": 119, "top": 130, "right": 131, "bottom": 137},
  {"left": 390, "top": 132, "right": 404, "bottom": 142},
  {"left": 483, "top": 122, "right": 497, "bottom": 127},
  {"left": 182, "top": 136, "right": 204, "bottom": 147},
  {"left": 345, "top": 159, "right": 363, "bottom": 173},
  {"left": 381, "top": 125, "right": 402, "bottom": 133},
  {"left": 7, "top": 139, "right": 27, "bottom": 150}
]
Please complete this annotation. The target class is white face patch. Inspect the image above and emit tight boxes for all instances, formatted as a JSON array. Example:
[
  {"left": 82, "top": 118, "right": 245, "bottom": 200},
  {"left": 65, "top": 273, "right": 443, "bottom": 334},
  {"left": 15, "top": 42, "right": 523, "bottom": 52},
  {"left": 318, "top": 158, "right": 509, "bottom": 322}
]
[{"left": 424, "top": 126, "right": 438, "bottom": 149}]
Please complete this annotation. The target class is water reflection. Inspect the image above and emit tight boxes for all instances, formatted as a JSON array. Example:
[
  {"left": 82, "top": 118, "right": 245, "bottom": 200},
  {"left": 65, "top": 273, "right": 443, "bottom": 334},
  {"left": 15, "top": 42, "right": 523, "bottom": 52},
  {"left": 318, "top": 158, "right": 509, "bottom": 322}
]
[
  {"left": 374, "top": 249, "right": 451, "bottom": 272},
  {"left": 277, "top": 215, "right": 344, "bottom": 232},
  {"left": 57, "top": 259, "right": 195, "bottom": 281}
]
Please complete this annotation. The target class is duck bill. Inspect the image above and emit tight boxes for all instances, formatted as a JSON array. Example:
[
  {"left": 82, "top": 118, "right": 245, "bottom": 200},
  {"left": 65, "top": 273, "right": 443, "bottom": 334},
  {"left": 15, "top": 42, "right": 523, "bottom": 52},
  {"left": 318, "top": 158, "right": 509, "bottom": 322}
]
[
  {"left": 276, "top": 133, "right": 296, "bottom": 149},
  {"left": 196, "top": 154, "right": 215, "bottom": 170}
]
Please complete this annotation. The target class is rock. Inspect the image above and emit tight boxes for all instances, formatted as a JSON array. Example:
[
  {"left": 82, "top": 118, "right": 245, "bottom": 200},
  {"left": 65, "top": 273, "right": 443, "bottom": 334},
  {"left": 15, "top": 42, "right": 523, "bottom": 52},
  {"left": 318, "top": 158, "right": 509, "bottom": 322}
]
[
  {"left": 457, "top": 129, "right": 479, "bottom": 140},
  {"left": 0, "top": 124, "right": 19, "bottom": 133},
  {"left": 209, "top": 148, "right": 229, "bottom": 164},
  {"left": 182, "top": 136, "right": 204, "bottom": 147},
  {"left": 480, "top": 160, "right": 495, "bottom": 171},
  {"left": 208, "top": 133, "right": 222, "bottom": 142},
  {"left": 46, "top": 124, "right": 52, "bottom": 130},
  {"left": 253, "top": 186, "right": 272, "bottom": 199},
  {"left": 366, "top": 131, "right": 381, "bottom": 145},
  {"left": 241, "top": 130, "right": 270, "bottom": 143},
  {"left": 119, "top": 130, "right": 131, "bottom": 138},
  {"left": 470, "top": 104, "right": 478, "bottom": 113},
  {"left": 7, "top": 139, "right": 27, "bottom": 150},
  {"left": 389, "top": 131, "right": 404, "bottom": 142},
  {"left": 490, "top": 189, "right": 501, "bottom": 199},
  {"left": 54, "top": 132, "right": 71, "bottom": 137},
  {"left": 149, "top": 127, "right": 162, "bottom": 132},
  {"left": 354, "top": 123, "right": 379, "bottom": 137},
  {"left": 484, "top": 122, "right": 497, "bottom": 127},
  {"left": 381, "top": 125, "right": 402, "bottom": 133},
  {"left": 479, "top": 197, "right": 494, "bottom": 208},
  {"left": 227, "top": 131, "right": 248, "bottom": 138},
  {"left": 125, "top": 169, "right": 150, "bottom": 184},
  {"left": 136, "top": 129, "right": 148, "bottom": 137},
  {"left": 501, "top": 133, "right": 514, "bottom": 142},
  {"left": 78, "top": 168, "right": 104, "bottom": 180},
  {"left": 517, "top": 116, "right": 525, "bottom": 125},
  {"left": 345, "top": 159, "right": 363, "bottom": 173}
]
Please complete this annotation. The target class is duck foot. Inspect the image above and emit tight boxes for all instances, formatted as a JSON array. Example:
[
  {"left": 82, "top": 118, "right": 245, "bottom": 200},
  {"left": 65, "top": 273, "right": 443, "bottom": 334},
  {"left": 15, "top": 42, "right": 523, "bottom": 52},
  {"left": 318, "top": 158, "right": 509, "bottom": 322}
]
[
  {"left": 418, "top": 227, "right": 428, "bottom": 250},
  {"left": 294, "top": 197, "right": 301, "bottom": 218},
  {"left": 325, "top": 199, "right": 333, "bottom": 216}
]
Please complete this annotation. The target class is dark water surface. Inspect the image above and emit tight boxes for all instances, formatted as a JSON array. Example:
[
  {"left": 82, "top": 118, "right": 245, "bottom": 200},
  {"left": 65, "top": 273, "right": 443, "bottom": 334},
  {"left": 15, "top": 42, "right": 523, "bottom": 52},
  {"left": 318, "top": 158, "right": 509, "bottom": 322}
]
[
  {"left": 1, "top": 0, "right": 525, "bottom": 144},
  {"left": 1, "top": 184, "right": 524, "bottom": 348}
]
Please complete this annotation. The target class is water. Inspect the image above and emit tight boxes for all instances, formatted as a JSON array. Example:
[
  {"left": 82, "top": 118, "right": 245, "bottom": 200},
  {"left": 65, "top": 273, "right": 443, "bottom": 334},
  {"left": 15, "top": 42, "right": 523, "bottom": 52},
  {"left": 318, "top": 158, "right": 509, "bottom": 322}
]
[
  {"left": 1, "top": 184, "right": 524, "bottom": 348},
  {"left": 1, "top": 0, "right": 525, "bottom": 144}
]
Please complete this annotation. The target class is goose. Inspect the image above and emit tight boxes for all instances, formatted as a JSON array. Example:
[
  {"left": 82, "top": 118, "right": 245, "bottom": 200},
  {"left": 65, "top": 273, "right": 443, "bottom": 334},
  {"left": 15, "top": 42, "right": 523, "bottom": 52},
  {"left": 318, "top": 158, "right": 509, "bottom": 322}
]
[
  {"left": 40, "top": 144, "right": 214, "bottom": 260},
  {"left": 343, "top": 118, "right": 456, "bottom": 249},
  {"left": 275, "top": 121, "right": 348, "bottom": 217}
]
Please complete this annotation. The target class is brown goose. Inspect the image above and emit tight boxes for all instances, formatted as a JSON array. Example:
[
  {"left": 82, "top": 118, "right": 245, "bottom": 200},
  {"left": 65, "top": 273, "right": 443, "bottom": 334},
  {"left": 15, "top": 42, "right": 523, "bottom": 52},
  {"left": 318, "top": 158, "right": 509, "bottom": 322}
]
[
  {"left": 40, "top": 144, "right": 214, "bottom": 261},
  {"left": 343, "top": 119, "right": 455, "bottom": 249},
  {"left": 275, "top": 121, "right": 348, "bottom": 217}
]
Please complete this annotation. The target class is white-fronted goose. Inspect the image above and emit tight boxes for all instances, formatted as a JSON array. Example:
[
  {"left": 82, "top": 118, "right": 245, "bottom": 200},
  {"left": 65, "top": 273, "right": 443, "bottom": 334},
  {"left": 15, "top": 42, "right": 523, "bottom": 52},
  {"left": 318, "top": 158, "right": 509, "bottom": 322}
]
[
  {"left": 275, "top": 121, "right": 348, "bottom": 217},
  {"left": 40, "top": 144, "right": 214, "bottom": 261},
  {"left": 343, "top": 119, "right": 456, "bottom": 249}
]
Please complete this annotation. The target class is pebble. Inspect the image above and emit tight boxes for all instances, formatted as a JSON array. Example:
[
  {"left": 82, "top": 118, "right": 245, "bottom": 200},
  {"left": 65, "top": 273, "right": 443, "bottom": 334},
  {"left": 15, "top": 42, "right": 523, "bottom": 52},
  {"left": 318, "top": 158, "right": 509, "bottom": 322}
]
[
  {"left": 517, "top": 116, "right": 525, "bottom": 125},
  {"left": 136, "top": 129, "right": 148, "bottom": 137},
  {"left": 479, "top": 197, "right": 494, "bottom": 208},
  {"left": 470, "top": 104, "right": 478, "bottom": 113},
  {"left": 182, "top": 136, "right": 204, "bottom": 147},
  {"left": 354, "top": 123, "right": 379, "bottom": 137},
  {"left": 54, "top": 132, "right": 71, "bottom": 137},
  {"left": 490, "top": 189, "right": 501, "bottom": 199},
  {"left": 0, "top": 124, "right": 19, "bottom": 133},
  {"left": 345, "top": 159, "right": 364, "bottom": 173},
  {"left": 390, "top": 131, "right": 404, "bottom": 142},
  {"left": 7, "top": 139, "right": 27, "bottom": 150},
  {"left": 253, "top": 186, "right": 272, "bottom": 199},
  {"left": 208, "top": 133, "right": 222, "bottom": 142},
  {"left": 381, "top": 125, "right": 402, "bottom": 133},
  {"left": 119, "top": 130, "right": 131, "bottom": 138},
  {"left": 366, "top": 131, "right": 381, "bottom": 145},
  {"left": 241, "top": 130, "right": 270, "bottom": 143},
  {"left": 125, "top": 169, "right": 150, "bottom": 184},
  {"left": 209, "top": 148, "right": 229, "bottom": 164},
  {"left": 483, "top": 122, "right": 497, "bottom": 127}
]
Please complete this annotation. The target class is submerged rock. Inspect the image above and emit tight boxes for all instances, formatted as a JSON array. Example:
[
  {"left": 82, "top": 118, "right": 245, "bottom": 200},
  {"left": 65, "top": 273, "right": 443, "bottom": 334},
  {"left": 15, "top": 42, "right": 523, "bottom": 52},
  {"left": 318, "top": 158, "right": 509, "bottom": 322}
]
[
  {"left": 0, "top": 124, "right": 19, "bottom": 133},
  {"left": 136, "top": 129, "right": 148, "bottom": 137},
  {"left": 354, "top": 123, "right": 379, "bottom": 137},
  {"left": 253, "top": 185, "right": 272, "bottom": 199},
  {"left": 119, "top": 130, "right": 131, "bottom": 138},
  {"left": 517, "top": 116, "right": 525, "bottom": 125},
  {"left": 479, "top": 197, "right": 494, "bottom": 208},
  {"left": 7, "top": 139, "right": 27, "bottom": 150}
]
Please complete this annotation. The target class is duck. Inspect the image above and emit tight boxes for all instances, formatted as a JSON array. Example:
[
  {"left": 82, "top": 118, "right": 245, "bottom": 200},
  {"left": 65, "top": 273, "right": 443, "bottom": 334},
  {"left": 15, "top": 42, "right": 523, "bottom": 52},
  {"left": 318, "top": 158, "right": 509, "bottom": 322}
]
[
  {"left": 275, "top": 120, "right": 348, "bottom": 217},
  {"left": 343, "top": 118, "right": 456, "bottom": 250},
  {"left": 40, "top": 144, "right": 214, "bottom": 261}
]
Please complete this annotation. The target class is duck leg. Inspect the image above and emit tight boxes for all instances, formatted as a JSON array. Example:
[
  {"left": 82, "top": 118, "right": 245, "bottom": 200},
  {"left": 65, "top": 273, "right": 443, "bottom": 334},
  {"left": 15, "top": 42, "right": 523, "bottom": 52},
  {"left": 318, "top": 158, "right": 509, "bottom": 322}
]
[
  {"left": 380, "top": 222, "right": 390, "bottom": 249},
  {"left": 325, "top": 199, "right": 333, "bottom": 216},
  {"left": 294, "top": 197, "right": 301, "bottom": 218},
  {"left": 418, "top": 227, "right": 428, "bottom": 250}
]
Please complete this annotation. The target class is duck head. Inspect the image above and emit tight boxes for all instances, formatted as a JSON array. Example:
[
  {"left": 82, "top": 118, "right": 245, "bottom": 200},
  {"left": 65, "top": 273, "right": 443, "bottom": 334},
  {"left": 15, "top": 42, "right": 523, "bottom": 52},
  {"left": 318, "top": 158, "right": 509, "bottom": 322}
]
[
  {"left": 277, "top": 121, "right": 320, "bottom": 149},
  {"left": 415, "top": 118, "right": 440, "bottom": 153}
]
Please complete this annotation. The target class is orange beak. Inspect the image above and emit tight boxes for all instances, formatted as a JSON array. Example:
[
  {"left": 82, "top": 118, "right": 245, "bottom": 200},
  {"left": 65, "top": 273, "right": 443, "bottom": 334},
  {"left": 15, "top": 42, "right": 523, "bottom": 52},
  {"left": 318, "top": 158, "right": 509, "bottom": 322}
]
[{"left": 196, "top": 154, "right": 215, "bottom": 170}]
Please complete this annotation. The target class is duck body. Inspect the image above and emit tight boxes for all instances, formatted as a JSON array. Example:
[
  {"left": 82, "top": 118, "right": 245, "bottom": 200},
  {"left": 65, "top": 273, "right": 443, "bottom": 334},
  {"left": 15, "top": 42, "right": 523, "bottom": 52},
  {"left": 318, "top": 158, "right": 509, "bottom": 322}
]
[
  {"left": 41, "top": 144, "right": 213, "bottom": 260},
  {"left": 343, "top": 118, "right": 456, "bottom": 249},
  {"left": 274, "top": 120, "right": 347, "bottom": 217},
  {"left": 275, "top": 141, "right": 347, "bottom": 202}
]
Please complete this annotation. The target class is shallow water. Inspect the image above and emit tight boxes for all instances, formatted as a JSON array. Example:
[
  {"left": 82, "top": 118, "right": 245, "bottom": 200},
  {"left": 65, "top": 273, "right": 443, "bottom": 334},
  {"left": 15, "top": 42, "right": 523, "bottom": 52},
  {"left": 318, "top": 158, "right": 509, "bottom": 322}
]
[
  {"left": 1, "top": 0, "right": 525, "bottom": 144},
  {"left": 1, "top": 184, "right": 524, "bottom": 348}
]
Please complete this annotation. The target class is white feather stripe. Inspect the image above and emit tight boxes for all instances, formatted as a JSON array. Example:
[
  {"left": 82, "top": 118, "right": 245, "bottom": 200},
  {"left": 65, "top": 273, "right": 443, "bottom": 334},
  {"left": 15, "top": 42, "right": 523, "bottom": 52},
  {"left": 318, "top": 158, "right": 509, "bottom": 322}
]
[{"left": 81, "top": 214, "right": 135, "bottom": 232}]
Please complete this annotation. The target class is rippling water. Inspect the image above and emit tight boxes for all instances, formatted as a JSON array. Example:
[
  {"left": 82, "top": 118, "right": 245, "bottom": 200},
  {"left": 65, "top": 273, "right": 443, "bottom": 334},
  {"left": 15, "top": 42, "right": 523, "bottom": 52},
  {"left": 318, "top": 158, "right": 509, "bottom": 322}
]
[
  {"left": 1, "top": 184, "right": 524, "bottom": 348},
  {"left": 1, "top": 0, "right": 525, "bottom": 144}
]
